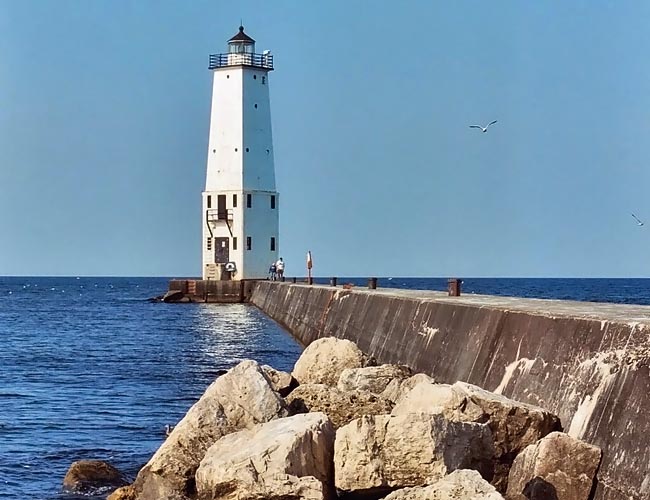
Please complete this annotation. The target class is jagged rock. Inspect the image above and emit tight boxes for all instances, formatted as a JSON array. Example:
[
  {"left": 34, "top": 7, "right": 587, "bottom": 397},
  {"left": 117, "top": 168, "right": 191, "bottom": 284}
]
[
  {"left": 196, "top": 412, "right": 335, "bottom": 500},
  {"left": 262, "top": 364, "right": 296, "bottom": 397},
  {"left": 286, "top": 383, "right": 393, "bottom": 428},
  {"left": 162, "top": 290, "right": 185, "bottom": 303},
  {"left": 505, "top": 432, "right": 601, "bottom": 500},
  {"left": 381, "top": 373, "right": 435, "bottom": 404},
  {"left": 131, "top": 360, "right": 289, "bottom": 500},
  {"left": 392, "top": 381, "right": 561, "bottom": 492},
  {"left": 62, "top": 460, "right": 127, "bottom": 494},
  {"left": 334, "top": 413, "right": 494, "bottom": 497},
  {"left": 292, "top": 337, "right": 373, "bottom": 386},
  {"left": 382, "top": 469, "right": 504, "bottom": 499},
  {"left": 108, "top": 485, "right": 138, "bottom": 500},
  {"left": 337, "top": 364, "right": 412, "bottom": 395}
]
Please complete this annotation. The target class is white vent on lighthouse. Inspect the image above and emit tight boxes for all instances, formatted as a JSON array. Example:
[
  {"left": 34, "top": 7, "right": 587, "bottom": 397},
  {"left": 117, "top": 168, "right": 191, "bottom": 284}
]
[{"left": 202, "top": 26, "right": 279, "bottom": 281}]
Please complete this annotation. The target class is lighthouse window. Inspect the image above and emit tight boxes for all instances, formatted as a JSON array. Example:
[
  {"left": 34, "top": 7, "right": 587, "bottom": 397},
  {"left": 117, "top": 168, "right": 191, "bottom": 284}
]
[
  {"left": 246, "top": 237, "right": 252, "bottom": 250},
  {"left": 270, "top": 237, "right": 276, "bottom": 251},
  {"left": 206, "top": 237, "right": 212, "bottom": 251},
  {"left": 253, "top": 75, "right": 257, "bottom": 79},
  {"left": 247, "top": 194, "right": 252, "bottom": 208},
  {"left": 233, "top": 194, "right": 237, "bottom": 207},
  {"left": 233, "top": 237, "right": 237, "bottom": 250},
  {"left": 262, "top": 76, "right": 266, "bottom": 84},
  {"left": 207, "top": 195, "right": 212, "bottom": 208},
  {"left": 246, "top": 147, "right": 249, "bottom": 152},
  {"left": 271, "top": 195, "right": 276, "bottom": 209},
  {"left": 254, "top": 104, "right": 258, "bottom": 109}
]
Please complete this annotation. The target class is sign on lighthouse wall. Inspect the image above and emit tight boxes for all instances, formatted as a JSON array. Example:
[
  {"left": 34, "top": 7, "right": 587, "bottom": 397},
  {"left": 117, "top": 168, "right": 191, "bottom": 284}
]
[{"left": 202, "top": 27, "right": 279, "bottom": 281}]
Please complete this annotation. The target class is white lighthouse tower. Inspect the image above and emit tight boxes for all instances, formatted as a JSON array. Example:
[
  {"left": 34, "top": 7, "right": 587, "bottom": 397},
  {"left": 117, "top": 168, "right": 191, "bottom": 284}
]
[{"left": 202, "top": 26, "right": 278, "bottom": 281}]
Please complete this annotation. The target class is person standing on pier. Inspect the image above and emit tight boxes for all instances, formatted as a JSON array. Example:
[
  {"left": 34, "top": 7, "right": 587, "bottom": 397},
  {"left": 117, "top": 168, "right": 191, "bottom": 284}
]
[
  {"left": 276, "top": 258, "right": 285, "bottom": 280},
  {"left": 268, "top": 262, "right": 277, "bottom": 281}
]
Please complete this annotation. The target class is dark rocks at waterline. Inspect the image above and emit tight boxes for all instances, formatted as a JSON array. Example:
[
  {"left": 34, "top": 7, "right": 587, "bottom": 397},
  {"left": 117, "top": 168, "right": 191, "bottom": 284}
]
[
  {"left": 62, "top": 460, "right": 128, "bottom": 494},
  {"left": 147, "top": 290, "right": 191, "bottom": 303}
]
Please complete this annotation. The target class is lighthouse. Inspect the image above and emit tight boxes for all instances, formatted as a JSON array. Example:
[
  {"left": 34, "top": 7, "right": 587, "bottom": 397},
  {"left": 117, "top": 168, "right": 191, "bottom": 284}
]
[{"left": 202, "top": 26, "right": 278, "bottom": 280}]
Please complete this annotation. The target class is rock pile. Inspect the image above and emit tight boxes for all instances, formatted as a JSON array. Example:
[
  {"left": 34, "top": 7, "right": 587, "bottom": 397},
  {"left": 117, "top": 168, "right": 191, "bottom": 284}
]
[{"left": 65, "top": 337, "right": 601, "bottom": 500}]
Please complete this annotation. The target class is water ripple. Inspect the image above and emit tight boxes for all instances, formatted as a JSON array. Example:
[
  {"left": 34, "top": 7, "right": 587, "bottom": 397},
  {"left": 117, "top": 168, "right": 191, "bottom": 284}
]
[{"left": 0, "top": 277, "right": 302, "bottom": 499}]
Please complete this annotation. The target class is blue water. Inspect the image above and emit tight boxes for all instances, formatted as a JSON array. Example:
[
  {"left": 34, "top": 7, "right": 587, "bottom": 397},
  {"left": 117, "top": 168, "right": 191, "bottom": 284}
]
[
  {"left": 0, "top": 277, "right": 302, "bottom": 500},
  {"left": 2, "top": 277, "right": 650, "bottom": 500}
]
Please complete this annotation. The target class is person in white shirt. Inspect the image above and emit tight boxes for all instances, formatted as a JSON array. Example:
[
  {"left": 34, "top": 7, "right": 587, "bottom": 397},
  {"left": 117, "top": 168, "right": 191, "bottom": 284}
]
[{"left": 275, "top": 257, "right": 285, "bottom": 280}]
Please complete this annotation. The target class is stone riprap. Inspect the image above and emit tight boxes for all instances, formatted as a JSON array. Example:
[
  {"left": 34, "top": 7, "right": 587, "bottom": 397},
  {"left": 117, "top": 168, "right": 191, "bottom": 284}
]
[
  {"left": 334, "top": 413, "right": 494, "bottom": 496},
  {"left": 130, "top": 360, "right": 289, "bottom": 500},
  {"left": 196, "top": 412, "right": 335, "bottom": 500},
  {"left": 392, "top": 380, "right": 561, "bottom": 492},
  {"left": 506, "top": 431, "right": 601, "bottom": 500},
  {"left": 250, "top": 281, "right": 650, "bottom": 500},
  {"left": 292, "top": 336, "right": 373, "bottom": 386},
  {"left": 382, "top": 469, "right": 504, "bottom": 500},
  {"left": 80, "top": 337, "right": 601, "bottom": 500}
]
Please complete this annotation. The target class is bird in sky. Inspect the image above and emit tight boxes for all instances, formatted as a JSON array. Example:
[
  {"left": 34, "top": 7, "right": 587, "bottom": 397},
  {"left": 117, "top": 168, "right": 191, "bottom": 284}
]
[
  {"left": 469, "top": 120, "right": 498, "bottom": 133},
  {"left": 631, "top": 213, "right": 645, "bottom": 227}
]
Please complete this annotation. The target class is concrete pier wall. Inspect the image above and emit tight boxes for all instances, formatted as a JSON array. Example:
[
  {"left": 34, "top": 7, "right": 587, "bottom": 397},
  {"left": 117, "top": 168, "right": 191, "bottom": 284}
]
[{"left": 250, "top": 281, "right": 650, "bottom": 500}]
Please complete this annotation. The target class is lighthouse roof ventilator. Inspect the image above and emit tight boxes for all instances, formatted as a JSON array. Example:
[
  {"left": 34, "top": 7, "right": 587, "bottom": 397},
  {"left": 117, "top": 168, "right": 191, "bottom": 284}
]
[{"left": 202, "top": 26, "right": 279, "bottom": 281}]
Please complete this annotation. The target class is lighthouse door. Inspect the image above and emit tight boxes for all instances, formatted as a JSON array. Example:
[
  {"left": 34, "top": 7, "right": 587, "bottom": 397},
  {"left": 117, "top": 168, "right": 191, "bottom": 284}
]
[{"left": 214, "top": 237, "right": 229, "bottom": 264}]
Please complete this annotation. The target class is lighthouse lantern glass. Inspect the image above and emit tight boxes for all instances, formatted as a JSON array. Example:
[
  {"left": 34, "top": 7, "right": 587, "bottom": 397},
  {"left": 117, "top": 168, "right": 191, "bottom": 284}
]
[{"left": 229, "top": 41, "right": 255, "bottom": 54}]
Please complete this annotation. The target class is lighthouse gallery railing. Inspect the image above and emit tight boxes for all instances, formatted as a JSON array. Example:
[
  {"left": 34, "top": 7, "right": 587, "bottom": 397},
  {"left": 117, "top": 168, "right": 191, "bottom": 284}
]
[{"left": 208, "top": 53, "right": 274, "bottom": 70}]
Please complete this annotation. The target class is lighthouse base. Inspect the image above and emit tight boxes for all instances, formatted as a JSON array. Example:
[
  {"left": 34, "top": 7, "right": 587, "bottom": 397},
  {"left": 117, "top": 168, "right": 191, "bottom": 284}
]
[{"left": 165, "top": 279, "right": 257, "bottom": 303}]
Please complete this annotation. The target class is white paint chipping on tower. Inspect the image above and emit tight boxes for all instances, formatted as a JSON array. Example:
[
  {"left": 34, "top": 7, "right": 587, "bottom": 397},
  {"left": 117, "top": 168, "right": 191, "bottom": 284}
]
[{"left": 202, "top": 26, "right": 278, "bottom": 280}]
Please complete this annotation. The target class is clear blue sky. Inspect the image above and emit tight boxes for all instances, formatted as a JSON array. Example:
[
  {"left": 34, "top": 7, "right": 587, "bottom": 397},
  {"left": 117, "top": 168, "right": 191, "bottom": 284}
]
[{"left": 2, "top": 1, "right": 650, "bottom": 277}]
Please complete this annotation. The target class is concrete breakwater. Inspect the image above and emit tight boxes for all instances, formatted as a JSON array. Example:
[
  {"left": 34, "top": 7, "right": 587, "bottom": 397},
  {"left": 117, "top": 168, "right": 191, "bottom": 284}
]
[{"left": 250, "top": 281, "right": 650, "bottom": 500}]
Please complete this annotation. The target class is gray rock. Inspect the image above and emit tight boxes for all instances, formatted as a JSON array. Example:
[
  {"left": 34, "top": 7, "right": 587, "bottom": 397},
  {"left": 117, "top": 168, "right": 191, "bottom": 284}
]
[
  {"left": 505, "top": 432, "right": 601, "bottom": 500},
  {"left": 286, "top": 383, "right": 393, "bottom": 429},
  {"left": 292, "top": 337, "right": 373, "bottom": 386},
  {"left": 393, "top": 381, "right": 561, "bottom": 492},
  {"left": 196, "top": 412, "right": 335, "bottom": 500},
  {"left": 131, "top": 360, "right": 288, "bottom": 500},
  {"left": 334, "top": 413, "right": 494, "bottom": 497},
  {"left": 337, "top": 364, "right": 412, "bottom": 395},
  {"left": 382, "top": 469, "right": 504, "bottom": 499},
  {"left": 381, "top": 373, "right": 436, "bottom": 404}
]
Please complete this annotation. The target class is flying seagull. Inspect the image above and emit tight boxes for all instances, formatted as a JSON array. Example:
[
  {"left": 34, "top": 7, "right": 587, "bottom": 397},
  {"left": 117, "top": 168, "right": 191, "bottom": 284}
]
[
  {"left": 631, "top": 213, "right": 645, "bottom": 227},
  {"left": 469, "top": 120, "right": 498, "bottom": 133}
]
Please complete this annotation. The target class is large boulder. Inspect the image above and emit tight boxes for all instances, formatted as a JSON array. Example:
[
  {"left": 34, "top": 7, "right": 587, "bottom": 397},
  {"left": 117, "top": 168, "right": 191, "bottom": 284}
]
[
  {"left": 286, "top": 383, "right": 393, "bottom": 428},
  {"left": 292, "top": 337, "right": 373, "bottom": 386},
  {"left": 505, "top": 432, "right": 601, "bottom": 500},
  {"left": 261, "top": 364, "right": 296, "bottom": 397},
  {"left": 392, "top": 381, "right": 561, "bottom": 492},
  {"left": 382, "top": 469, "right": 504, "bottom": 499},
  {"left": 132, "top": 360, "right": 289, "bottom": 500},
  {"left": 196, "top": 412, "right": 335, "bottom": 500},
  {"left": 62, "top": 460, "right": 127, "bottom": 494},
  {"left": 334, "top": 413, "right": 494, "bottom": 497},
  {"left": 337, "top": 364, "right": 412, "bottom": 395},
  {"left": 381, "top": 373, "right": 436, "bottom": 404}
]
